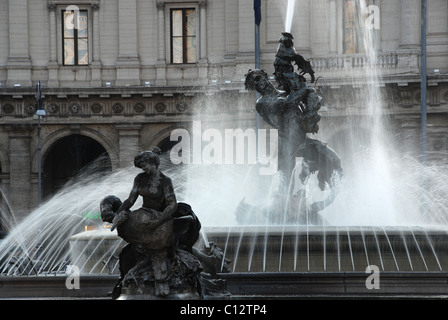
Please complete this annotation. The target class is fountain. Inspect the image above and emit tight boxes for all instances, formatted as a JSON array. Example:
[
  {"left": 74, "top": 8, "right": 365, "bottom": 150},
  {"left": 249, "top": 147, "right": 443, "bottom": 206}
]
[{"left": 1, "top": 0, "right": 448, "bottom": 299}]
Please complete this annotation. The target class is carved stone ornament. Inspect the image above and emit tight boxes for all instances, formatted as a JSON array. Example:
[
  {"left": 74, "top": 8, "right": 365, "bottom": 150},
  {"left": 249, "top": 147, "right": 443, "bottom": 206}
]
[
  {"left": 2, "top": 104, "right": 14, "bottom": 114},
  {"left": 155, "top": 102, "right": 166, "bottom": 113},
  {"left": 26, "top": 105, "right": 36, "bottom": 115},
  {"left": 443, "top": 91, "right": 448, "bottom": 102},
  {"left": 48, "top": 104, "right": 59, "bottom": 114},
  {"left": 91, "top": 103, "right": 102, "bottom": 113},
  {"left": 176, "top": 101, "right": 187, "bottom": 112},
  {"left": 70, "top": 104, "right": 80, "bottom": 114},
  {"left": 112, "top": 103, "right": 124, "bottom": 114},
  {"left": 133, "top": 102, "right": 145, "bottom": 113}
]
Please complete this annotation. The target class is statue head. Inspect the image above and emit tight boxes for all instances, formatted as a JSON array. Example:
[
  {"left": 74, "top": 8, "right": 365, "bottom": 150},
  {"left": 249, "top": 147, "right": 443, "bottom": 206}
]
[
  {"left": 100, "top": 195, "right": 123, "bottom": 223},
  {"left": 244, "top": 69, "right": 270, "bottom": 92},
  {"left": 134, "top": 147, "right": 162, "bottom": 169},
  {"left": 279, "top": 32, "right": 294, "bottom": 48}
]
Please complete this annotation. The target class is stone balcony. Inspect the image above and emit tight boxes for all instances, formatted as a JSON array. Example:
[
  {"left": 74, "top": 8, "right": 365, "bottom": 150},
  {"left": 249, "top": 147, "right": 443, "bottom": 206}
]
[
  {"left": 0, "top": 50, "right": 423, "bottom": 91},
  {"left": 310, "top": 52, "right": 399, "bottom": 71},
  {"left": 309, "top": 50, "right": 420, "bottom": 87},
  {"left": 0, "top": 50, "right": 447, "bottom": 123}
]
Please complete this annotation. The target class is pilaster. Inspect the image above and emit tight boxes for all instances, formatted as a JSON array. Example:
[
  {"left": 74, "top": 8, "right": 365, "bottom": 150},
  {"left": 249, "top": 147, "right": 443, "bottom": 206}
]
[
  {"left": 399, "top": 0, "right": 421, "bottom": 49},
  {"left": 116, "top": 124, "right": 142, "bottom": 168},
  {"left": 6, "top": 124, "right": 33, "bottom": 221},
  {"left": 116, "top": 0, "right": 140, "bottom": 86},
  {"left": 6, "top": 0, "right": 32, "bottom": 87},
  {"left": 47, "top": 3, "right": 59, "bottom": 87},
  {"left": 155, "top": 1, "right": 167, "bottom": 86}
]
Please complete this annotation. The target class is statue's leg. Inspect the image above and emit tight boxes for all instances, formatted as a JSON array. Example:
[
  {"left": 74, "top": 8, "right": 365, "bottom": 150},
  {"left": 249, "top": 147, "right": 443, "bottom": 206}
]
[
  {"left": 151, "top": 250, "right": 171, "bottom": 296},
  {"left": 111, "top": 244, "right": 136, "bottom": 299}
]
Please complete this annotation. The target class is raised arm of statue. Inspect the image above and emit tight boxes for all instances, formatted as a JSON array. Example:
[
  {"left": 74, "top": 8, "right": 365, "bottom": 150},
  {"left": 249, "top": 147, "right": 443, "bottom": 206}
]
[
  {"left": 110, "top": 176, "right": 139, "bottom": 231},
  {"left": 117, "top": 176, "right": 140, "bottom": 213},
  {"left": 158, "top": 177, "right": 178, "bottom": 226}
]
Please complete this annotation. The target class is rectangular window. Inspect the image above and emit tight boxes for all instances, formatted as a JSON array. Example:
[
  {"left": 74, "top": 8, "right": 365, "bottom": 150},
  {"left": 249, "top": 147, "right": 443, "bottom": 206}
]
[
  {"left": 170, "top": 8, "right": 197, "bottom": 64},
  {"left": 63, "top": 10, "right": 89, "bottom": 65},
  {"left": 343, "top": 0, "right": 372, "bottom": 54}
]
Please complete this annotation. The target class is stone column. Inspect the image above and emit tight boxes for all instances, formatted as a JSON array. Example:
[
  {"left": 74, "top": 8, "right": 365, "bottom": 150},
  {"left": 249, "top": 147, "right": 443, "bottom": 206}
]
[
  {"left": 116, "top": 124, "right": 142, "bottom": 168},
  {"left": 310, "top": 0, "right": 329, "bottom": 54},
  {"left": 198, "top": 0, "right": 208, "bottom": 85},
  {"left": 329, "top": 0, "right": 337, "bottom": 54},
  {"left": 399, "top": 0, "right": 421, "bottom": 49},
  {"left": 336, "top": 0, "right": 344, "bottom": 54},
  {"left": 116, "top": 0, "right": 140, "bottom": 86},
  {"left": 199, "top": 1, "right": 207, "bottom": 61},
  {"left": 237, "top": 0, "right": 252, "bottom": 54},
  {"left": 373, "top": 0, "right": 381, "bottom": 51},
  {"left": 47, "top": 3, "right": 59, "bottom": 87},
  {"left": 295, "top": 0, "right": 311, "bottom": 54},
  {"left": 155, "top": 1, "right": 167, "bottom": 86},
  {"left": 91, "top": 2, "right": 102, "bottom": 87},
  {"left": 398, "top": 0, "right": 420, "bottom": 73},
  {"left": 7, "top": 124, "right": 33, "bottom": 221},
  {"left": 7, "top": 0, "right": 32, "bottom": 87}
]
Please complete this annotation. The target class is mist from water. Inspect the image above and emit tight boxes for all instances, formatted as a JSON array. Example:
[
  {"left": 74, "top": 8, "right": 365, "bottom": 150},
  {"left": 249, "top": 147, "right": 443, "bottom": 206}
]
[
  {"left": 0, "top": 164, "right": 140, "bottom": 275},
  {"left": 312, "top": 0, "right": 448, "bottom": 227},
  {"left": 318, "top": 0, "right": 399, "bottom": 226}
]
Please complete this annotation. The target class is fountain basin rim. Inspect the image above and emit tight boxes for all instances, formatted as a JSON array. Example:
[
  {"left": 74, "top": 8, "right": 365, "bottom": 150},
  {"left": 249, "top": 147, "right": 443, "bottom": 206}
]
[
  {"left": 69, "top": 224, "right": 448, "bottom": 241},
  {"left": 69, "top": 225, "right": 118, "bottom": 241},
  {"left": 202, "top": 225, "right": 448, "bottom": 237},
  {"left": 219, "top": 270, "right": 448, "bottom": 278}
]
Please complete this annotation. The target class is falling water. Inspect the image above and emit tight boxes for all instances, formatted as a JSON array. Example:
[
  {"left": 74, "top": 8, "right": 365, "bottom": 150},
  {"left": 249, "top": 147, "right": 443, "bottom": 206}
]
[
  {"left": 410, "top": 227, "right": 428, "bottom": 271},
  {"left": 315, "top": 1, "right": 448, "bottom": 228},
  {"left": 371, "top": 227, "right": 384, "bottom": 271},
  {"left": 400, "top": 229, "right": 414, "bottom": 270},
  {"left": 0, "top": 164, "right": 138, "bottom": 275},
  {"left": 346, "top": 227, "right": 355, "bottom": 271}
]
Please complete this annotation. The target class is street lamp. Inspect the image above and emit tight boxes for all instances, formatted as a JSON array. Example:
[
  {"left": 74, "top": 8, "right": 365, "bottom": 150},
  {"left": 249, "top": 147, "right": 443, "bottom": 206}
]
[{"left": 35, "top": 80, "right": 46, "bottom": 206}]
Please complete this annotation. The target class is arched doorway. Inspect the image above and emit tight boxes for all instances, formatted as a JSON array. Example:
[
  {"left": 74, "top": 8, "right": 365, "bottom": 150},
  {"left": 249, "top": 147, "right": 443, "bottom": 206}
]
[
  {"left": 43, "top": 134, "right": 112, "bottom": 199},
  {"left": 158, "top": 136, "right": 180, "bottom": 154},
  {"left": 0, "top": 161, "right": 4, "bottom": 236},
  {"left": 157, "top": 136, "right": 186, "bottom": 165}
]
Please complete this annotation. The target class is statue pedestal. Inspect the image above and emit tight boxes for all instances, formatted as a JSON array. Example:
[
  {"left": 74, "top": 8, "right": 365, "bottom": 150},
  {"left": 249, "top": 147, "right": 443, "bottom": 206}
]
[{"left": 118, "top": 281, "right": 201, "bottom": 300}]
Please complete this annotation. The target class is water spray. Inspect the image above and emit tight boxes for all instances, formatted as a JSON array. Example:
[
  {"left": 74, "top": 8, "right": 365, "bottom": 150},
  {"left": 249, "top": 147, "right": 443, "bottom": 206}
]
[{"left": 285, "top": 0, "right": 296, "bottom": 33}]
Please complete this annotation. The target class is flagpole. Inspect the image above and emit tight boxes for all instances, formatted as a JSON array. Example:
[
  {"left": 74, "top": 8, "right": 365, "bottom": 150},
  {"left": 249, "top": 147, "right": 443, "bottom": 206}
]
[
  {"left": 420, "top": 0, "right": 427, "bottom": 164},
  {"left": 255, "top": 23, "right": 261, "bottom": 153},
  {"left": 420, "top": 0, "right": 428, "bottom": 218},
  {"left": 254, "top": 0, "right": 261, "bottom": 159},
  {"left": 255, "top": 23, "right": 260, "bottom": 70}
]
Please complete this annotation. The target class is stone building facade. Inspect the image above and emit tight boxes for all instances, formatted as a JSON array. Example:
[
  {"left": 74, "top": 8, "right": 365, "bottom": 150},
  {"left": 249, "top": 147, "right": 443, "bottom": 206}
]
[{"left": 0, "top": 0, "right": 447, "bottom": 220}]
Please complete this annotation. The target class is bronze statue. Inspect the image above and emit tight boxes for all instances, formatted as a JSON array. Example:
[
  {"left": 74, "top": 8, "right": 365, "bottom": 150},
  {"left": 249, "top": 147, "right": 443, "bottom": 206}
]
[
  {"left": 101, "top": 148, "right": 203, "bottom": 299},
  {"left": 274, "top": 32, "right": 315, "bottom": 93},
  {"left": 100, "top": 148, "right": 230, "bottom": 299},
  {"left": 240, "top": 32, "right": 343, "bottom": 224}
]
